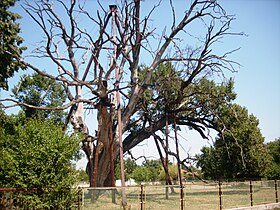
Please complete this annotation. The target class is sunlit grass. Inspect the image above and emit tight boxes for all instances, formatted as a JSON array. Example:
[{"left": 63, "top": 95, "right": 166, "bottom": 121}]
[{"left": 80, "top": 180, "right": 278, "bottom": 210}]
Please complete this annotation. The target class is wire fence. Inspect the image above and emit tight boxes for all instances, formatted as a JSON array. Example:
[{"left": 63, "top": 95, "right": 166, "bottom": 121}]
[
  {"left": 0, "top": 188, "right": 79, "bottom": 209},
  {"left": 80, "top": 179, "right": 279, "bottom": 210},
  {"left": 0, "top": 180, "right": 279, "bottom": 209}
]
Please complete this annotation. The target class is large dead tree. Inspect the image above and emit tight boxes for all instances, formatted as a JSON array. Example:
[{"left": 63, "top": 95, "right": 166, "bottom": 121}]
[{"left": 1, "top": 0, "right": 241, "bottom": 187}]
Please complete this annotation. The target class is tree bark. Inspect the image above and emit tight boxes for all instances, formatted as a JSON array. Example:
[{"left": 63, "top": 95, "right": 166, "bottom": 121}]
[
  {"left": 10, "top": 0, "right": 241, "bottom": 189},
  {"left": 154, "top": 135, "right": 175, "bottom": 194}
]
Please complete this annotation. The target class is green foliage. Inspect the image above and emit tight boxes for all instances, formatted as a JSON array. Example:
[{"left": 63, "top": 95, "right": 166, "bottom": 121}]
[
  {"left": 76, "top": 169, "right": 89, "bottom": 182},
  {"left": 115, "top": 158, "right": 167, "bottom": 183},
  {"left": 131, "top": 166, "right": 152, "bottom": 183},
  {"left": 130, "top": 159, "right": 165, "bottom": 183},
  {"left": 132, "top": 62, "right": 237, "bottom": 139},
  {"left": 196, "top": 146, "right": 221, "bottom": 180},
  {"left": 159, "top": 163, "right": 178, "bottom": 181},
  {"left": 0, "top": 115, "right": 81, "bottom": 208},
  {"left": 266, "top": 138, "right": 280, "bottom": 179},
  {"left": 12, "top": 73, "right": 67, "bottom": 123},
  {"left": 137, "top": 63, "right": 182, "bottom": 118},
  {"left": 0, "top": 0, "right": 26, "bottom": 90},
  {"left": 142, "top": 159, "right": 162, "bottom": 182},
  {"left": 140, "top": 63, "right": 236, "bottom": 114},
  {"left": 115, "top": 158, "right": 138, "bottom": 180},
  {"left": 197, "top": 104, "right": 271, "bottom": 180},
  {"left": 152, "top": 62, "right": 181, "bottom": 106}
]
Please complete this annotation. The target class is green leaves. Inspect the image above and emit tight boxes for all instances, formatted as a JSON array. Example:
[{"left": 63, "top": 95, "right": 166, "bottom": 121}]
[
  {"left": 197, "top": 104, "right": 271, "bottom": 179},
  {"left": 12, "top": 73, "right": 67, "bottom": 122},
  {"left": 266, "top": 138, "right": 280, "bottom": 179},
  {"left": 0, "top": 0, "right": 26, "bottom": 90},
  {"left": 0, "top": 116, "right": 81, "bottom": 207}
]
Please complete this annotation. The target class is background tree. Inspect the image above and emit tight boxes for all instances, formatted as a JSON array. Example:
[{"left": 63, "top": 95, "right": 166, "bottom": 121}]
[
  {"left": 196, "top": 104, "right": 271, "bottom": 180},
  {"left": 77, "top": 169, "right": 90, "bottom": 182},
  {"left": 142, "top": 160, "right": 162, "bottom": 182},
  {"left": 115, "top": 158, "right": 138, "bottom": 181},
  {"left": 0, "top": 115, "right": 81, "bottom": 208},
  {"left": 0, "top": 0, "right": 242, "bottom": 188},
  {"left": 140, "top": 72, "right": 237, "bottom": 173},
  {"left": 0, "top": 0, "right": 26, "bottom": 90},
  {"left": 266, "top": 138, "right": 280, "bottom": 179},
  {"left": 11, "top": 73, "right": 67, "bottom": 123},
  {"left": 196, "top": 146, "right": 221, "bottom": 180},
  {"left": 131, "top": 166, "right": 152, "bottom": 184},
  {"left": 159, "top": 163, "right": 179, "bottom": 182},
  {"left": 128, "top": 159, "right": 163, "bottom": 183}
]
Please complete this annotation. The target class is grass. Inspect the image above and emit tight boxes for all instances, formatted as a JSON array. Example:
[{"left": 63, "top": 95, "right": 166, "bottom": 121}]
[{"left": 79, "top": 180, "right": 278, "bottom": 210}]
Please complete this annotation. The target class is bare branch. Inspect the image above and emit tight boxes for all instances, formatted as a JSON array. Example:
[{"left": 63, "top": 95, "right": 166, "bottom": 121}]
[{"left": 0, "top": 98, "right": 95, "bottom": 110}]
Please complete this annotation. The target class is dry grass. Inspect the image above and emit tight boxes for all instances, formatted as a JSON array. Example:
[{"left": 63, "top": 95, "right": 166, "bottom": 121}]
[{"left": 80, "top": 180, "right": 278, "bottom": 210}]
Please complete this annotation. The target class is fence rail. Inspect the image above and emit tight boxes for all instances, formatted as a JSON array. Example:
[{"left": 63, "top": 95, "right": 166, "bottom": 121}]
[
  {"left": 0, "top": 180, "right": 279, "bottom": 209},
  {"left": 0, "top": 187, "right": 80, "bottom": 209}
]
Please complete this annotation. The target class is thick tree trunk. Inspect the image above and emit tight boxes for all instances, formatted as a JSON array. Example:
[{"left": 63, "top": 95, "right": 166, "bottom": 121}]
[
  {"left": 85, "top": 103, "right": 117, "bottom": 187},
  {"left": 96, "top": 147, "right": 113, "bottom": 186},
  {"left": 86, "top": 143, "right": 118, "bottom": 187}
]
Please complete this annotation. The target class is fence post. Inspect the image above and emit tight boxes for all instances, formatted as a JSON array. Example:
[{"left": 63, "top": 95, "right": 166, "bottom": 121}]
[
  {"left": 219, "top": 181, "right": 223, "bottom": 210},
  {"left": 250, "top": 180, "right": 253, "bottom": 206},
  {"left": 140, "top": 184, "right": 144, "bottom": 210},
  {"left": 112, "top": 187, "right": 116, "bottom": 204},
  {"left": 78, "top": 187, "right": 81, "bottom": 210},
  {"left": 16, "top": 191, "right": 19, "bottom": 210},
  {"left": 275, "top": 180, "right": 279, "bottom": 203}
]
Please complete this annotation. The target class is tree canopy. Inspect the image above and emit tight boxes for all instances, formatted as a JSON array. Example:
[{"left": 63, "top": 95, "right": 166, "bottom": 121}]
[
  {"left": 0, "top": 0, "right": 26, "bottom": 90},
  {"left": 11, "top": 73, "right": 67, "bottom": 122},
  {"left": 266, "top": 138, "right": 280, "bottom": 179},
  {"left": 196, "top": 104, "right": 271, "bottom": 180}
]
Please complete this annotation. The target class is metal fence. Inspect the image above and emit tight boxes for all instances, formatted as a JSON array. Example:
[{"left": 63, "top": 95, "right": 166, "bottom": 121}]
[{"left": 0, "top": 180, "right": 279, "bottom": 209}]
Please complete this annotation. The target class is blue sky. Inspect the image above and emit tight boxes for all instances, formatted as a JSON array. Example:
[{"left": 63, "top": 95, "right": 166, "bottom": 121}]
[
  {"left": 1, "top": 0, "right": 279, "bottom": 167},
  {"left": 223, "top": 0, "right": 280, "bottom": 143},
  {"left": 126, "top": 0, "right": 280, "bottom": 160}
]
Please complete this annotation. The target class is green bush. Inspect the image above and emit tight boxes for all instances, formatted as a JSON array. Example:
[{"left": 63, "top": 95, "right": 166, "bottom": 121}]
[{"left": 0, "top": 117, "right": 81, "bottom": 208}]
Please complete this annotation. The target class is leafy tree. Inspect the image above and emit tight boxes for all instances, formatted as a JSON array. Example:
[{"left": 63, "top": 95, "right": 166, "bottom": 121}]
[
  {"left": 196, "top": 146, "right": 221, "bottom": 180},
  {"left": 116, "top": 159, "right": 168, "bottom": 183},
  {"left": 131, "top": 166, "right": 152, "bottom": 184},
  {"left": 159, "top": 163, "right": 179, "bottom": 182},
  {"left": 0, "top": 115, "right": 81, "bottom": 208},
  {"left": 142, "top": 160, "right": 162, "bottom": 182},
  {"left": 12, "top": 73, "right": 67, "bottom": 123},
  {"left": 115, "top": 158, "right": 138, "bottom": 181},
  {"left": 0, "top": 0, "right": 26, "bottom": 90},
  {"left": 196, "top": 104, "right": 271, "bottom": 180},
  {"left": 77, "top": 169, "right": 89, "bottom": 182},
  {"left": 266, "top": 138, "right": 280, "bottom": 179}
]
